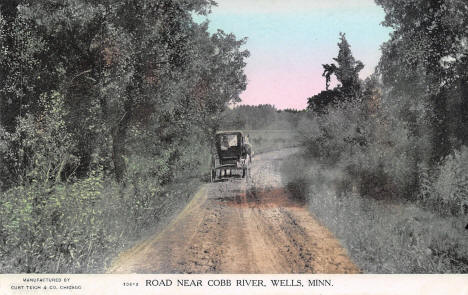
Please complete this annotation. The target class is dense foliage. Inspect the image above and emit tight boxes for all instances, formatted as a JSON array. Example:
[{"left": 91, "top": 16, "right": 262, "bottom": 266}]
[
  {"left": 303, "top": 0, "right": 468, "bottom": 213},
  {"left": 0, "top": 0, "right": 248, "bottom": 186},
  {"left": 377, "top": 0, "right": 468, "bottom": 162},
  {"left": 292, "top": 0, "right": 468, "bottom": 272},
  {"left": 0, "top": 0, "right": 248, "bottom": 272}
]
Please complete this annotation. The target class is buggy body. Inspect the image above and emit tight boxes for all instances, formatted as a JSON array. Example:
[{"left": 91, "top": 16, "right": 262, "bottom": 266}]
[{"left": 211, "top": 131, "right": 251, "bottom": 182}]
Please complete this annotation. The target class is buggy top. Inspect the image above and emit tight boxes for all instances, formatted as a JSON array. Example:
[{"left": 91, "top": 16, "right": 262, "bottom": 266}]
[
  {"left": 211, "top": 130, "right": 250, "bottom": 181},
  {"left": 215, "top": 130, "right": 245, "bottom": 162}
]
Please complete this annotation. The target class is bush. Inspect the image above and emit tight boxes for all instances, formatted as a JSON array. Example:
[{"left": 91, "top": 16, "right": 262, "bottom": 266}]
[
  {"left": 287, "top": 94, "right": 468, "bottom": 272},
  {"left": 0, "top": 171, "right": 199, "bottom": 273},
  {"left": 0, "top": 176, "right": 110, "bottom": 273},
  {"left": 0, "top": 91, "right": 78, "bottom": 187},
  {"left": 299, "top": 95, "right": 437, "bottom": 203},
  {"left": 419, "top": 146, "right": 468, "bottom": 215},
  {"left": 281, "top": 154, "right": 468, "bottom": 273},
  {"left": 0, "top": 92, "right": 210, "bottom": 273}
]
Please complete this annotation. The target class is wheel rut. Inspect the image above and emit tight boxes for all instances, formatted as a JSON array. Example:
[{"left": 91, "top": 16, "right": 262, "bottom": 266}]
[{"left": 108, "top": 148, "right": 359, "bottom": 274}]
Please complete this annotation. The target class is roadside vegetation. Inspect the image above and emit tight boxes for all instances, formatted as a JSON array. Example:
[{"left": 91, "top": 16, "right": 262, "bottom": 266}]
[
  {"left": 282, "top": 156, "right": 468, "bottom": 273},
  {"left": 282, "top": 0, "right": 468, "bottom": 273},
  {"left": 0, "top": 1, "right": 248, "bottom": 273}
]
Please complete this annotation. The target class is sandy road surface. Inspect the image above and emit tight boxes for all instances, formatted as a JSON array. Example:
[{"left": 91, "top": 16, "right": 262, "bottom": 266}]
[{"left": 108, "top": 148, "right": 359, "bottom": 273}]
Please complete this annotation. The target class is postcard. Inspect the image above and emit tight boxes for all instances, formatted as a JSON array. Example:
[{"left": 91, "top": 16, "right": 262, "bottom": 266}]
[{"left": 0, "top": 0, "right": 467, "bottom": 294}]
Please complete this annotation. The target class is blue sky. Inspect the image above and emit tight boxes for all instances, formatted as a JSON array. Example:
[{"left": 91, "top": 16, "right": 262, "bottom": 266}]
[{"left": 198, "top": 0, "right": 392, "bottom": 109}]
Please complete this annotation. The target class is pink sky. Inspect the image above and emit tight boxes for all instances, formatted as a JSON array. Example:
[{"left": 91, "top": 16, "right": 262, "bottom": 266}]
[
  {"left": 204, "top": 0, "right": 392, "bottom": 110},
  {"left": 242, "top": 61, "right": 325, "bottom": 110}
]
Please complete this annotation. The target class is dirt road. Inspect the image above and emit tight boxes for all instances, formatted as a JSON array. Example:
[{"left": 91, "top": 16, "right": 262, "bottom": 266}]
[{"left": 108, "top": 148, "right": 359, "bottom": 273}]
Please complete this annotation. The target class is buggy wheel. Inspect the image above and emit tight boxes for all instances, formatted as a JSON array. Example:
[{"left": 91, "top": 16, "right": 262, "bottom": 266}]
[{"left": 211, "top": 169, "right": 216, "bottom": 182}]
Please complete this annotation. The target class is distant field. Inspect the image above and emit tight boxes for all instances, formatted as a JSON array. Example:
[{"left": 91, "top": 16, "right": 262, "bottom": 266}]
[{"left": 243, "top": 129, "right": 299, "bottom": 154}]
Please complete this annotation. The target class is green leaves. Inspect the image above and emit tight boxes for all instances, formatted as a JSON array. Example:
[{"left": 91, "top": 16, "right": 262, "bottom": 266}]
[
  {"left": 0, "top": 0, "right": 249, "bottom": 183},
  {"left": 4, "top": 91, "right": 78, "bottom": 184},
  {"left": 0, "top": 0, "right": 248, "bottom": 272},
  {"left": 375, "top": 0, "right": 468, "bottom": 163}
]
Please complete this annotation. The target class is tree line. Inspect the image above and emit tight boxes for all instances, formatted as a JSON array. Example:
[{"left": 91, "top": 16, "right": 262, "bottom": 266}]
[{"left": 220, "top": 104, "right": 305, "bottom": 131}]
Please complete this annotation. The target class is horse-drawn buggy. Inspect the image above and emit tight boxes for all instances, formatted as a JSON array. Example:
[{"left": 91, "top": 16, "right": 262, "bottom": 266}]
[{"left": 210, "top": 130, "right": 252, "bottom": 182}]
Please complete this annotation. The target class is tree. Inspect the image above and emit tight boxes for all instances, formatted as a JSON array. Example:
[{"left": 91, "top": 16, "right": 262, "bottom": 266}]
[
  {"left": 0, "top": 0, "right": 249, "bottom": 184},
  {"left": 0, "top": 3, "right": 46, "bottom": 132},
  {"left": 332, "top": 33, "right": 364, "bottom": 98},
  {"left": 322, "top": 63, "right": 337, "bottom": 90},
  {"left": 307, "top": 89, "right": 342, "bottom": 114},
  {"left": 308, "top": 33, "right": 364, "bottom": 112},
  {"left": 376, "top": 0, "right": 468, "bottom": 162}
]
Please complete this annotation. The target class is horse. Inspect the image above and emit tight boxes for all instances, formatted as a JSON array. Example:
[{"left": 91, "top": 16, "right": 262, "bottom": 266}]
[{"left": 243, "top": 135, "right": 253, "bottom": 163}]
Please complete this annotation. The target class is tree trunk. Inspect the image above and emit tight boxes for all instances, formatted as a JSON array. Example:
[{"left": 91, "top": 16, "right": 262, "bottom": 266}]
[
  {"left": 459, "top": 79, "right": 468, "bottom": 146},
  {"left": 431, "top": 90, "right": 450, "bottom": 163},
  {"left": 112, "top": 120, "right": 128, "bottom": 183}
]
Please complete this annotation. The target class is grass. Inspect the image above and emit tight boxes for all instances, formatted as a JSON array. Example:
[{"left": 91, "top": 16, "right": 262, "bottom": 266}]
[
  {"left": 0, "top": 175, "right": 200, "bottom": 273},
  {"left": 281, "top": 154, "right": 468, "bottom": 273}
]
